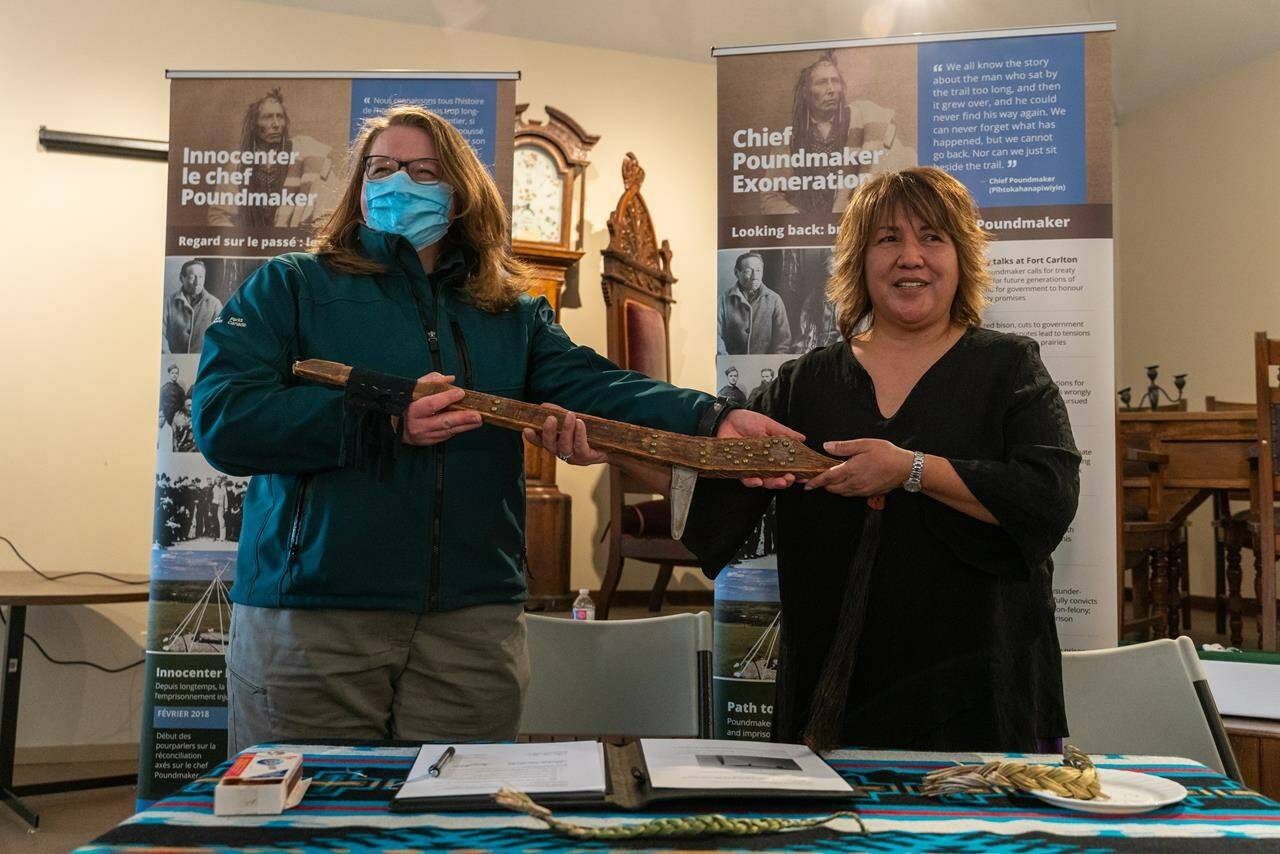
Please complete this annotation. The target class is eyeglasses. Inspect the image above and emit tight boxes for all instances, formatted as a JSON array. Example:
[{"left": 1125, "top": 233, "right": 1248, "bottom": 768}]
[{"left": 362, "top": 155, "right": 441, "bottom": 184}]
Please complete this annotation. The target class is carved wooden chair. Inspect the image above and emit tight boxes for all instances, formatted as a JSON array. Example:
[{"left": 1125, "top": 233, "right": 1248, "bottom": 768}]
[
  {"left": 1148, "top": 403, "right": 1191, "bottom": 628},
  {"left": 1205, "top": 396, "right": 1255, "bottom": 638},
  {"left": 1250, "top": 334, "right": 1280, "bottom": 650},
  {"left": 597, "top": 154, "right": 700, "bottom": 620},
  {"left": 1119, "top": 396, "right": 1197, "bottom": 638},
  {"left": 1120, "top": 445, "right": 1182, "bottom": 640},
  {"left": 1198, "top": 340, "right": 1280, "bottom": 647},
  {"left": 1213, "top": 334, "right": 1280, "bottom": 649}
]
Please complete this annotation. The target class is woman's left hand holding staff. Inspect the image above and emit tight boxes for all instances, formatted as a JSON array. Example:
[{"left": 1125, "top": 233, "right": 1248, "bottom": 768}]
[{"left": 804, "top": 438, "right": 913, "bottom": 497}]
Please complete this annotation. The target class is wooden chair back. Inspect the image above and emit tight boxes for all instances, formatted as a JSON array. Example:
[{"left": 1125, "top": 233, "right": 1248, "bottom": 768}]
[
  {"left": 601, "top": 152, "right": 675, "bottom": 386},
  {"left": 1253, "top": 333, "right": 1280, "bottom": 648},
  {"left": 1117, "top": 443, "right": 1189, "bottom": 640},
  {"left": 1123, "top": 447, "right": 1168, "bottom": 522},
  {"left": 597, "top": 154, "right": 696, "bottom": 618},
  {"left": 601, "top": 152, "right": 676, "bottom": 498},
  {"left": 1206, "top": 396, "right": 1254, "bottom": 412}
]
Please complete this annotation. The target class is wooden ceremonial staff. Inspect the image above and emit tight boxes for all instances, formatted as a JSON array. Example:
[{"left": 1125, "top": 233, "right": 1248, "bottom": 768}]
[{"left": 292, "top": 359, "right": 837, "bottom": 539}]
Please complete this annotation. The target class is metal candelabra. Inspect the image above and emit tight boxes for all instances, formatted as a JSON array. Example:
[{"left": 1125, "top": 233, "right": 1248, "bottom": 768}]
[{"left": 1118, "top": 365, "right": 1187, "bottom": 411}]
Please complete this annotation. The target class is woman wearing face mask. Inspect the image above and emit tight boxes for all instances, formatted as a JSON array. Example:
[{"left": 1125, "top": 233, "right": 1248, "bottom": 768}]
[{"left": 193, "top": 105, "right": 794, "bottom": 753}]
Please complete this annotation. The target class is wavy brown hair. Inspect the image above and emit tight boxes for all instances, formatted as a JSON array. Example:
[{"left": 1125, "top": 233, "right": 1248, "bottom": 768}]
[
  {"left": 827, "top": 167, "right": 992, "bottom": 340},
  {"left": 312, "top": 104, "right": 529, "bottom": 312}
]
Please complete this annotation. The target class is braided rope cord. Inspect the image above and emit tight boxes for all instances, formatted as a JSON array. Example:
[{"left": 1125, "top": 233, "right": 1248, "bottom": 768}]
[
  {"left": 493, "top": 788, "right": 866, "bottom": 840},
  {"left": 921, "top": 745, "right": 1108, "bottom": 800}
]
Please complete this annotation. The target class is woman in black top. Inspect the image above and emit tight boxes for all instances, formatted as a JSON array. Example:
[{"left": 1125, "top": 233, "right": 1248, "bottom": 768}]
[
  {"left": 693, "top": 167, "right": 1080, "bottom": 751},
  {"left": 551, "top": 167, "right": 1080, "bottom": 752}
]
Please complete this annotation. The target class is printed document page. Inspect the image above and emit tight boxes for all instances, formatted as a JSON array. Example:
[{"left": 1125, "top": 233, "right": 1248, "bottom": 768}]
[
  {"left": 640, "top": 739, "right": 852, "bottom": 792},
  {"left": 398, "top": 741, "right": 606, "bottom": 800}
]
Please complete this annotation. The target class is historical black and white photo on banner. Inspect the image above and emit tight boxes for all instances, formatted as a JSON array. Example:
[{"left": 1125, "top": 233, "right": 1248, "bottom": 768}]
[
  {"left": 717, "top": 247, "right": 840, "bottom": 356},
  {"left": 718, "top": 43, "right": 918, "bottom": 223},
  {"left": 161, "top": 256, "right": 266, "bottom": 354},
  {"left": 733, "top": 499, "right": 779, "bottom": 563},
  {"left": 759, "top": 49, "right": 917, "bottom": 216},
  {"left": 153, "top": 455, "right": 247, "bottom": 550},
  {"left": 167, "top": 78, "right": 347, "bottom": 233},
  {"left": 157, "top": 354, "right": 199, "bottom": 454},
  {"left": 716, "top": 354, "right": 790, "bottom": 407},
  {"left": 715, "top": 351, "right": 791, "bottom": 563}
]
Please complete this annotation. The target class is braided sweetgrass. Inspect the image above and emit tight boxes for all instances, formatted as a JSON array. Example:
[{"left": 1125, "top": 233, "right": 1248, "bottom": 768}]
[
  {"left": 493, "top": 788, "right": 866, "bottom": 839},
  {"left": 921, "top": 745, "right": 1107, "bottom": 800}
]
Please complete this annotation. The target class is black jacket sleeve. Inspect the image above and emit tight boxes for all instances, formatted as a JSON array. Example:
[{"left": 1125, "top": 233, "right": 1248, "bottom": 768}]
[
  {"left": 680, "top": 359, "right": 798, "bottom": 579},
  {"left": 939, "top": 338, "right": 1082, "bottom": 575}
]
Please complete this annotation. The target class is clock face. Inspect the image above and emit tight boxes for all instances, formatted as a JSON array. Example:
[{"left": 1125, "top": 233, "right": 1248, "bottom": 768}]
[{"left": 512, "top": 144, "right": 566, "bottom": 244}]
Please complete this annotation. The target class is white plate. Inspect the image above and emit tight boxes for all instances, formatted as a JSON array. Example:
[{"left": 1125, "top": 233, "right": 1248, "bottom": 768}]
[{"left": 1027, "top": 768, "right": 1187, "bottom": 814}]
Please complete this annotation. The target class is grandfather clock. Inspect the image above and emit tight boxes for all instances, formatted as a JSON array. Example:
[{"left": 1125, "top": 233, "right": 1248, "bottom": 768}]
[{"left": 512, "top": 105, "right": 599, "bottom": 608}]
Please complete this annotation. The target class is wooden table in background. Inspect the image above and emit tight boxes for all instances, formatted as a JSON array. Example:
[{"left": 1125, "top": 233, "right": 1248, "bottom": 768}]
[
  {"left": 1226, "top": 716, "right": 1280, "bottom": 801},
  {"left": 0, "top": 572, "right": 150, "bottom": 828},
  {"left": 1117, "top": 411, "right": 1273, "bottom": 649}
]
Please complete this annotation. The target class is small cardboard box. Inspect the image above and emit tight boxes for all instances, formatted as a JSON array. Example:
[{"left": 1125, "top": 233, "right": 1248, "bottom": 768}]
[{"left": 214, "top": 750, "right": 307, "bottom": 816}]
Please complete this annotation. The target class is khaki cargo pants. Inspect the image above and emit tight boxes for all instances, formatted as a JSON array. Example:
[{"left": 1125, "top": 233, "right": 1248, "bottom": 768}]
[{"left": 225, "top": 602, "right": 528, "bottom": 755}]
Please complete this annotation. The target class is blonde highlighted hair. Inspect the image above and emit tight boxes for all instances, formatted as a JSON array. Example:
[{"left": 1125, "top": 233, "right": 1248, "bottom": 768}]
[
  {"left": 827, "top": 167, "right": 992, "bottom": 340},
  {"left": 312, "top": 104, "right": 529, "bottom": 312}
]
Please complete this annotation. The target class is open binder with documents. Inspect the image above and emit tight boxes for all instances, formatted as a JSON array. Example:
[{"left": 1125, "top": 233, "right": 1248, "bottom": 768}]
[{"left": 392, "top": 738, "right": 856, "bottom": 812}]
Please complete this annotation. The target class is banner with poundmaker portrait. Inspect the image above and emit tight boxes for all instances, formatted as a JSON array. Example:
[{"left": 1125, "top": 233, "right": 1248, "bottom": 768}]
[
  {"left": 142, "top": 70, "right": 516, "bottom": 805},
  {"left": 712, "top": 23, "right": 1115, "bottom": 738}
]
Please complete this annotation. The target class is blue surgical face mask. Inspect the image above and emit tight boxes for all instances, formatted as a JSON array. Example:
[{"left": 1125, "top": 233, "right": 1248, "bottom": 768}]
[{"left": 363, "top": 172, "right": 454, "bottom": 250}]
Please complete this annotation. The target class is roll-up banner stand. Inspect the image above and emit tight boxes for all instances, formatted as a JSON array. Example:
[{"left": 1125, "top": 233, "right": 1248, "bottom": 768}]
[
  {"left": 712, "top": 23, "right": 1115, "bottom": 739},
  {"left": 142, "top": 70, "right": 517, "bottom": 806}
]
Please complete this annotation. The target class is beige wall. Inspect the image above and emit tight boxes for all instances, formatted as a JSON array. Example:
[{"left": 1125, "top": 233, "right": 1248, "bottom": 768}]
[
  {"left": 1, "top": 0, "right": 715, "bottom": 750},
  {"left": 1116, "top": 50, "right": 1280, "bottom": 598}
]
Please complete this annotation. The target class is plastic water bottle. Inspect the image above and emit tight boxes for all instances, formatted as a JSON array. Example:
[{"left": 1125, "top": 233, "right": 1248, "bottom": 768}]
[{"left": 572, "top": 588, "right": 596, "bottom": 621}]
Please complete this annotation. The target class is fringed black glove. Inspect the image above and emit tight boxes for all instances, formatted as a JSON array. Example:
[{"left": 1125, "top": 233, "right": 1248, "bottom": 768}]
[{"left": 343, "top": 367, "right": 417, "bottom": 479}]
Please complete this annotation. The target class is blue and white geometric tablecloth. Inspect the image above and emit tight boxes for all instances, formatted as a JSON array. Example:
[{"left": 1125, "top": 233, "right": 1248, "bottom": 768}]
[{"left": 79, "top": 743, "right": 1280, "bottom": 852}]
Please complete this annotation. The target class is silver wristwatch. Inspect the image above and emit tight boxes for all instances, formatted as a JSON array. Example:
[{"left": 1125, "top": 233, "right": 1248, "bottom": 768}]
[{"left": 902, "top": 451, "right": 925, "bottom": 493}]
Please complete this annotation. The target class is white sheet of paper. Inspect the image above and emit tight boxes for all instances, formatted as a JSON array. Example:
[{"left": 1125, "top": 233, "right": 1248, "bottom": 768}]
[
  {"left": 397, "top": 741, "right": 607, "bottom": 800},
  {"left": 639, "top": 739, "right": 853, "bottom": 793}
]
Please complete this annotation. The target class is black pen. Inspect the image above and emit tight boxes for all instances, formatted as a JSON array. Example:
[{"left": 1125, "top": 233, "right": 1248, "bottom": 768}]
[{"left": 428, "top": 746, "right": 456, "bottom": 778}]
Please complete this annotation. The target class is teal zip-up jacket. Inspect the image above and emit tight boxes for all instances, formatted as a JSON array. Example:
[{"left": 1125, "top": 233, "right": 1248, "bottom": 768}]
[{"left": 192, "top": 227, "right": 720, "bottom": 612}]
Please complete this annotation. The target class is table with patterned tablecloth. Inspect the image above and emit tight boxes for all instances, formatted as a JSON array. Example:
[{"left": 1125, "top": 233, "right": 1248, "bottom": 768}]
[{"left": 79, "top": 743, "right": 1280, "bottom": 852}]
